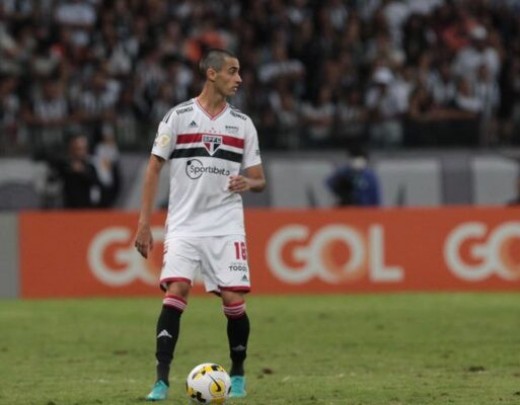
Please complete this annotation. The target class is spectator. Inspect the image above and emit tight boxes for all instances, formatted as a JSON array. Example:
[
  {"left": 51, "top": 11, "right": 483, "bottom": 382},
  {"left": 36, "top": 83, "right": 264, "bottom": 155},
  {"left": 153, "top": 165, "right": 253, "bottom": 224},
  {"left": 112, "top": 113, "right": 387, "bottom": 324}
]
[
  {"left": 365, "top": 66, "right": 404, "bottom": 148},
  {"left": 0, "top": 74, "right": 21, "bottom": 152},
  {"left": 270, "top": 83, "right": 301, "bottom": 149},
  {"left": 498, "top": 54, "right": 520, "bottom": 145},
  {"left": 335, "top": 86, "right": 368, "bottom": 148},
  {"left": 507, "top": 174, "right": 520, "bottom": 205},
  {"left": 428, "top": 61, "right": 457, "bottom": 107},
  {"left": 454, "top": 76, "right": 483, "bottom": 115},
  {"left": 300, "top": 85, "right": 336, "bottom": 148},
  {"left": 406, "top": 83, "right": 436, "bottom": 145},
  {"left": 402, "top": 14, "right": 430, "bottom": 65},
  {"left": 51, "top": 133, "right": 100, "bottom": 209},
  {"left": 92, "top": 124, "right": 120, "bottom": 208},
  {"left": 162, "top": 55, "right": 194, "bottom": 105},
  {"left": 325, "top": 146, "right": 381, "bottom": 207},
  {"left": 22, "top": 78, "right": 71, "bottom": 152},
  {"left": 114, "top": 84, "right": 139, "bottom": 149},
  {"left": 258, "top": 43, "right": 305, "bottom": 86},
  {"left": 149, "top": 82, "right": 175, "bottom": 125},
  {"left": 74, "top": 68, "right": 120, "bottom": 137},
  {"left": 474, "top": 63, "right": 500, "bottom": 145},
  {"left": 452, "top": 25, "right": 501, "bottom": 82},
  {"left": 364, "top": 31, "right": 406, "bottom": 69},
  {"left": 381, "top": 0, "right": 411, "bottom": 47},
  {"left": 54, "top": 0, "right": 97, "bottom": 48}
]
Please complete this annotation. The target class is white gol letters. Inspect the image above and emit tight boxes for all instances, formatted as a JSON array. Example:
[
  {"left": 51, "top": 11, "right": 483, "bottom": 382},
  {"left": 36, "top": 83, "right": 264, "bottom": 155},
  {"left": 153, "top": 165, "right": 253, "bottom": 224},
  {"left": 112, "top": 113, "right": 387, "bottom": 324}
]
[
  {"left": 444, "top": 221, "right": 520, "bottom": 281},
  {"left": 88, "top": 226, "right": 164, "bottom": 286},
  {"left": 267, "top": 224, "right": 403, "bottom": 284}
]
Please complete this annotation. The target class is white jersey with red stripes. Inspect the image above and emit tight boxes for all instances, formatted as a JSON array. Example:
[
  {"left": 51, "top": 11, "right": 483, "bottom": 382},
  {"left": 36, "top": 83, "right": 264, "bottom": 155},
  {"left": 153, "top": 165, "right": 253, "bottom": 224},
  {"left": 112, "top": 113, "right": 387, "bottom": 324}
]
[{"left": 151, "top": 98, "right": 262, "bottom": 237}]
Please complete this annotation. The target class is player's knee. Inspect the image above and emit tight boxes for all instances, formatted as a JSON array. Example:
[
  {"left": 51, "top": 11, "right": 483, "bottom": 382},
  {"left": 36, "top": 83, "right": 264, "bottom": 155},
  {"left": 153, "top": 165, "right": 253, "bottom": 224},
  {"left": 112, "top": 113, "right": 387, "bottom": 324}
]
[
  {"left": 165, "top": 280, "right": 191, "bottom": 300},
  {"left": 220, "top": 290, "right": 245, "bottom": 306}
]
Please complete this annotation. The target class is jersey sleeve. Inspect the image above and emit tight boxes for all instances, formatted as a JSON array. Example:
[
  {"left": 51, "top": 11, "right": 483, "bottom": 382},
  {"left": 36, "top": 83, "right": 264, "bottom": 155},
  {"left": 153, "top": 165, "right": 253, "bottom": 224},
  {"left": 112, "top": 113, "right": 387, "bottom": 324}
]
[
  {"left": 151, "top": 112, "right": 176, "bottom": 159},
  {"left": 241, "top": 117, "right": 262, "bottom": 169}
]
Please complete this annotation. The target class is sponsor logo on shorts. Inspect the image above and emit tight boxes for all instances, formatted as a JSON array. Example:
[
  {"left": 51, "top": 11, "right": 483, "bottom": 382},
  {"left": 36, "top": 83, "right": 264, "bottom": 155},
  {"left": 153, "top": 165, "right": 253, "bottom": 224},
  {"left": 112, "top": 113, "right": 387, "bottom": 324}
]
[
  {"left": 228, "top": 262, "right": 248, "bottom": 272},
  {"left": 186, "top": 159, "right": 230, "bottom": 180}
]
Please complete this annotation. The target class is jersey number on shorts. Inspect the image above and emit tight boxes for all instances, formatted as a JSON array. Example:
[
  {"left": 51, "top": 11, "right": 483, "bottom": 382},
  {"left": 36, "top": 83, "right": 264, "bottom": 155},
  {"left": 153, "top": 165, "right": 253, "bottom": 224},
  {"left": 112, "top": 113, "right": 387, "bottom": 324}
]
[{"left": 233, "top": 241, "right": 247, "bottom": 260}]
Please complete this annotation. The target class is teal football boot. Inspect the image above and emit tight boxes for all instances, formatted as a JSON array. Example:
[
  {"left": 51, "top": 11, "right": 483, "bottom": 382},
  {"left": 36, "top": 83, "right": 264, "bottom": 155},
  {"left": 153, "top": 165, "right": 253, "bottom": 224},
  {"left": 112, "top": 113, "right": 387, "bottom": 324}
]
[
  {"left": 229, "top": 375, "right": 246, "bottom": 398},
  {"left": 146, "top": 380, "right": 169, "bottom": 401}
]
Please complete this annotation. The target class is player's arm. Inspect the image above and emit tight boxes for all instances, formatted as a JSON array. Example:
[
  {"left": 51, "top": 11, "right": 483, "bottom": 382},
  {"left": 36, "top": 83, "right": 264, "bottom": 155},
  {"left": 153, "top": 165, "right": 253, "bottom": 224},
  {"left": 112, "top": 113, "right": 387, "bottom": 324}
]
[
  {"left": 230, "top": 116, "right": 265, "bottom": 193},
  {"left": 228, "top": 164, "right": 266, "bottom": 193},
  {"left": 135, "top": 154, "right": 166, "bottom": 258}
]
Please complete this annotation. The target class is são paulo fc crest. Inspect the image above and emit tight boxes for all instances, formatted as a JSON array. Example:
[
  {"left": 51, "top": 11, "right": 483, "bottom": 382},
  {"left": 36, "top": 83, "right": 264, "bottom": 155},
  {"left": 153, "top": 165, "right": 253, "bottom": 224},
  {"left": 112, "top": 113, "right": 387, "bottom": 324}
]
[{"left": 202, "top": 134, "right": 222, "bottom": 155}]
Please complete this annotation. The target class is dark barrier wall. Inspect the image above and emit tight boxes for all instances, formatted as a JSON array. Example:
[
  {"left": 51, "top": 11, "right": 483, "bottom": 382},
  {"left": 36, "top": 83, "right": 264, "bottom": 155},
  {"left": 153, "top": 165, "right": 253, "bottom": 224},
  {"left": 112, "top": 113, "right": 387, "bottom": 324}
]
[{"left": 0, "top": 214, "right": 19, "bottom": 298}]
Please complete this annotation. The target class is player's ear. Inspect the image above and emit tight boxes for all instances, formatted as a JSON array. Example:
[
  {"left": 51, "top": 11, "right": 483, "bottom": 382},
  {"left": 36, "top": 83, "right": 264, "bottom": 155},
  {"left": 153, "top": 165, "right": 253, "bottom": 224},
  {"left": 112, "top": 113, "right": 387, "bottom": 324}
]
[{"left": 207, "top": 67, "right": 217, "bottom": 82}]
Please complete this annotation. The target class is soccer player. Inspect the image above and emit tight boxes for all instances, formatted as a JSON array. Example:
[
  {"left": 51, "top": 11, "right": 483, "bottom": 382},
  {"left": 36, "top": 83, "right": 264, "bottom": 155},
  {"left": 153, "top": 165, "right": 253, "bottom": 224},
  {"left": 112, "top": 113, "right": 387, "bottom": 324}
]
[{"left": 134, "top": 48, "right": 266, "bottom": 401}]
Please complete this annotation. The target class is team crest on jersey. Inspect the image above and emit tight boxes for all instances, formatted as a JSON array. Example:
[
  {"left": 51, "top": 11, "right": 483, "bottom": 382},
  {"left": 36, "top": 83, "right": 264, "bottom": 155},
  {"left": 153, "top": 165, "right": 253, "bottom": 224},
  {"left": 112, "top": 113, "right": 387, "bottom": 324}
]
[{"left": 202, "top": 134, "right": 222, "bottom": 155}]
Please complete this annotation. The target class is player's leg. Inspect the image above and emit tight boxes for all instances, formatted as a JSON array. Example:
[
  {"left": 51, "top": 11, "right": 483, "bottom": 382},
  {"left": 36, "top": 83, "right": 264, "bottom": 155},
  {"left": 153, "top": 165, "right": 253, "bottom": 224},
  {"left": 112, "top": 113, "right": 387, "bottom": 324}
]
[
  {"left": 155, "top": 282, "right": 191, "bottom": 384},
  {"left": 147, "top": 281, "right": 191, "bottom": 401},
  {"left": 222, "top": 291, "right": 249, "bottom": 375},
  {"left": 201, "top": 235, "right": 251, "bottom": 398},
  {"left": 147, "top": 238, "right": 199, "bottom": 401},
  {"left": 221, "top": 290, "right": 249, "bottom": 398}
]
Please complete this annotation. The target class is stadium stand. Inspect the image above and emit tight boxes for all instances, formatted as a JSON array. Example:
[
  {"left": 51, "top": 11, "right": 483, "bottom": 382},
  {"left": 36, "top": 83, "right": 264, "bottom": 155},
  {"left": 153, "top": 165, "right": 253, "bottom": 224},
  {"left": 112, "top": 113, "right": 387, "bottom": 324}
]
[
  {"left": 1, "top": 0, "right": 520, "bottom": 154},
  {"left": 0, "top": 0, "right": 519, "bottom": 209}
]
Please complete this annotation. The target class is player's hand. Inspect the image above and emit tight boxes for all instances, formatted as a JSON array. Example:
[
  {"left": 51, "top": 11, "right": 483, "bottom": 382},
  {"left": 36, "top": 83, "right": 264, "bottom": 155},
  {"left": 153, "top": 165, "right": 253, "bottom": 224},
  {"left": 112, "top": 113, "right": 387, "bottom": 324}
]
[
  {"left": 134, "top": 224, "right": 153, "bottom": 258},
  {"left": 228, "top": 175, "right": 250, "bottom": 193}
]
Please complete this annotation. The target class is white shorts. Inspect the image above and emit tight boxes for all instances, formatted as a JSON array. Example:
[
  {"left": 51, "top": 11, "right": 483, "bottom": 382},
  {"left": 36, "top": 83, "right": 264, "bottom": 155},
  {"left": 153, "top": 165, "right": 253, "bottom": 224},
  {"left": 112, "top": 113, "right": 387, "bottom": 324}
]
[{"left": 160, "top": 235, "right": 251, "bottom": 294}]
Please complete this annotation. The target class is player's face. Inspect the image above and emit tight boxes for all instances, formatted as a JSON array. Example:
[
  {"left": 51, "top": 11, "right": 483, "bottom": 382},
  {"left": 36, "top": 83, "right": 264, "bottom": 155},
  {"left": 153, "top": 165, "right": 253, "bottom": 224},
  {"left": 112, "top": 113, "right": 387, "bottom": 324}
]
[{"left": 214, "top": 57, "right": 242, "bottom": 97}]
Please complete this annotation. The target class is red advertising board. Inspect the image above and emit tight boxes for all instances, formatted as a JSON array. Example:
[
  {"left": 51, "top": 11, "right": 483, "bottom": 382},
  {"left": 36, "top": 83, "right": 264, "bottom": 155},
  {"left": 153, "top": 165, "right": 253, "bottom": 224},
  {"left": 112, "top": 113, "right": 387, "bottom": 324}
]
[{"left": 19, "top": 207, "right": 520, "bottom": 298}]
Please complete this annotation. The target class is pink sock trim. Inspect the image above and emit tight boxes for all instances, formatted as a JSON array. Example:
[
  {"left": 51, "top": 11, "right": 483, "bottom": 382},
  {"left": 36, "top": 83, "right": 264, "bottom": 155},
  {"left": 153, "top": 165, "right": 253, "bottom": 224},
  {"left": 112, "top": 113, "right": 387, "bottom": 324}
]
[
  {"left": 223, "top": 301, "right": 246, "bottom": 319},
  {"left": 163, "top": 295, "right": 187, "bottom": 312}
]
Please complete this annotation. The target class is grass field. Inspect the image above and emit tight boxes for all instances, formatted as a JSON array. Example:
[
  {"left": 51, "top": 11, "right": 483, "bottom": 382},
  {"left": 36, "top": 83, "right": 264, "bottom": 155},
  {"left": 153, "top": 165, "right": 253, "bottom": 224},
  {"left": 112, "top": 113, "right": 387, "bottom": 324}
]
[{"left": 1, "top": 293, "right": 519, "bottom": 405}]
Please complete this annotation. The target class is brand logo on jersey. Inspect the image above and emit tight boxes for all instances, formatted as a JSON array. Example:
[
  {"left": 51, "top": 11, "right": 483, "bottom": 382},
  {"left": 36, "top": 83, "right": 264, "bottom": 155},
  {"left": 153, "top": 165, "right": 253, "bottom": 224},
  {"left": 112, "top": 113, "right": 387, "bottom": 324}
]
[
  {"left": 225, "top": 125, "right": 239, "bottom": 134},
  {"left": 202, "top": 134, "right": 222, "bottom": 155},
  {"left": 189, "top": 120, "right": 197, "bottom": 128},
  {"left": 176, "top": 106, "right": 193, "bottom": 115},
  {"left": 230, "top": 110, "right": 246, "bottom": 120},
  {"left": 186, "top": 159, "right": 230, "bottom": 179}
]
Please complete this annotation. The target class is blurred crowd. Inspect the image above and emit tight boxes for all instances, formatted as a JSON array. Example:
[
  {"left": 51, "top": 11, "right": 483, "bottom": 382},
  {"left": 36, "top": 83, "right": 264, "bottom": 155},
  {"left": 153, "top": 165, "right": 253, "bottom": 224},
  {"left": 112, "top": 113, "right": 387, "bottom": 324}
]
[{"left": 1, "top": 0, "right": 520, "bottom": 157}]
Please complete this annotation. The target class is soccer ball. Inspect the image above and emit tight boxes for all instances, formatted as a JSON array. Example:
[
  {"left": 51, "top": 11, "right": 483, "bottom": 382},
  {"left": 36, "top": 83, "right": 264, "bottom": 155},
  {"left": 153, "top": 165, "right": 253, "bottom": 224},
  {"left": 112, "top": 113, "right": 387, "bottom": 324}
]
[{"left": 186, "top": 363, "right": 231, "bottom": 404}]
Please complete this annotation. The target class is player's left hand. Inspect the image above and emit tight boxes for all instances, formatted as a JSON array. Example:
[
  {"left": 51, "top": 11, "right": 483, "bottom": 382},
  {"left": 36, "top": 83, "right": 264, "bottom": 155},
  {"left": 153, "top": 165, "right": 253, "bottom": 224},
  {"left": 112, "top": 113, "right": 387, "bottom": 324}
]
[
  {"left": 134, "top": 224, "right": 153, "bottom": 258},
  {"left": 228, "top": 175, "right": 250, "bottom": 193}
]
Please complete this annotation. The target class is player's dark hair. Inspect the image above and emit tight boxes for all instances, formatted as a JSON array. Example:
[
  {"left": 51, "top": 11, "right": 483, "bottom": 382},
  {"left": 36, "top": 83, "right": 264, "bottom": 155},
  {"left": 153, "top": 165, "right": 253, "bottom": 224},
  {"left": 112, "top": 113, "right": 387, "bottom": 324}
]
[{"left": 198, "top": 48, "right": 237, "bottom": 78}]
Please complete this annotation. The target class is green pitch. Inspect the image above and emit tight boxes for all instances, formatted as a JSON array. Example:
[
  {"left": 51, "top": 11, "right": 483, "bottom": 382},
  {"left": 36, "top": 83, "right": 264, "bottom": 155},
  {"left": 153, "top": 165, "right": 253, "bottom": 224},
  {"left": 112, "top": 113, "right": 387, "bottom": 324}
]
[{"left": 1, "top": 293, "right": 519, "bottom": 404}]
